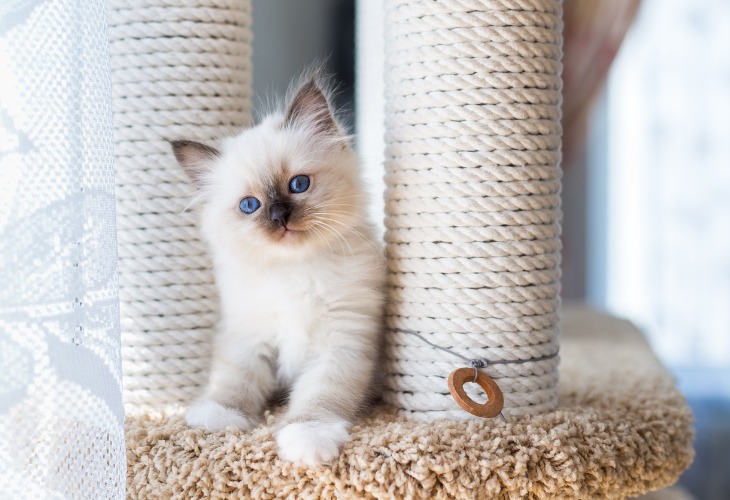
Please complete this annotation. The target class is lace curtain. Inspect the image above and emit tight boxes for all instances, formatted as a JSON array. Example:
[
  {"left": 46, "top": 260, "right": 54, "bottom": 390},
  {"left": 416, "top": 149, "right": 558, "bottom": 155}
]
[{"left": 0, "top": 0, "right": 125, "bottom": 497}]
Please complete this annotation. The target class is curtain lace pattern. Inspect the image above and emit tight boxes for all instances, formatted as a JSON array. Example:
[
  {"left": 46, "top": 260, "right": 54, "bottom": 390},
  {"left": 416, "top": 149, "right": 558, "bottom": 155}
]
[{"left": 0, "top": 0, "right": 125, "bottom": 497}]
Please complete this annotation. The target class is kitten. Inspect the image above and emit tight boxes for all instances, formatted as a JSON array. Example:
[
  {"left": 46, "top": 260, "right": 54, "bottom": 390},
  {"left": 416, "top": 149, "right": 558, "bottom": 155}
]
[{"left": 171, "top": 74, "right": 384, "bottom": 466}]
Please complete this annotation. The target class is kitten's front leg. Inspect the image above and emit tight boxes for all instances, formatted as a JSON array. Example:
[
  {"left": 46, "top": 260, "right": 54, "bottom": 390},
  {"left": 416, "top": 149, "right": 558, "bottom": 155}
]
[
  {"left": 276, "top": 324, "right": 377, "bottom": 466},
  {"left": 186, "top": 334, "right": 276, "bottom": 433}
]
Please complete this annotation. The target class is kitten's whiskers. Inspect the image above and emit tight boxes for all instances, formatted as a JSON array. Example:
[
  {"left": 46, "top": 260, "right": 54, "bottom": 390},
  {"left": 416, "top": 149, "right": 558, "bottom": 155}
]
[
  {"left": 310, "top": 214, "right": 381, "bottom": 258},
  {"left": 311, "top": 219, "right": 355, "bottom": 257}
]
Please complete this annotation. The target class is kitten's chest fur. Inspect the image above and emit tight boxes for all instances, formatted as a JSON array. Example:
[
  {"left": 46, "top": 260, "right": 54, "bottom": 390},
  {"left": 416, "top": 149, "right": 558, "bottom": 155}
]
[{"left": 215, "top": 251, "right": 352, "bottom": 381}]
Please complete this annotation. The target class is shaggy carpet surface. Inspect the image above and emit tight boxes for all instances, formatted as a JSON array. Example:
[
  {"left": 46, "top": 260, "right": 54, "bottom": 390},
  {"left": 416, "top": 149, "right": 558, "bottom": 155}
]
[{"left": 125, "top": 306, "right": 694, "bottom": 499}]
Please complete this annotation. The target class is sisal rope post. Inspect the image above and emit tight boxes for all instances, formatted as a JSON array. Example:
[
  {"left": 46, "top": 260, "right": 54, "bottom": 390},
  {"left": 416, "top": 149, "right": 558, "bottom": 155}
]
[
  {"left": 109, "top": 0, "right": 252, "bottom": 409},
  {"left": 382, "top": 0, "right": 563, "bottom": 419}
]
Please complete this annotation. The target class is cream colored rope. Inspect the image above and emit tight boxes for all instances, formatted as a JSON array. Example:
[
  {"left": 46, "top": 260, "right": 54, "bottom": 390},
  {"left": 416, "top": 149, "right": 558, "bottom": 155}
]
[
  {"left": 382, "top": 0, "right": 563, "bottom": 419},
  {"left": 109, "top": 0, "right": 252, "bottom": 409}
]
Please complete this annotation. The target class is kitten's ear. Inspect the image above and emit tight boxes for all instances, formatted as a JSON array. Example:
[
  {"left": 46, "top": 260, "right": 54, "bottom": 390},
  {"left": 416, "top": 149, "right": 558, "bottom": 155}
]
[
  {"left": 284, "top": 78, "right": 339, "bottom": 137},
  {"left": 170, "top": 139, "right": 220, "bottom": 186}
]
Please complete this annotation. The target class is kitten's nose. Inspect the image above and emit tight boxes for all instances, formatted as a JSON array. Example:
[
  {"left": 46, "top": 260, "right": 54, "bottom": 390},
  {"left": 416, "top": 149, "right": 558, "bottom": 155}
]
[{"left": 270, "top": 202, "right": 292, "bottom": 227}]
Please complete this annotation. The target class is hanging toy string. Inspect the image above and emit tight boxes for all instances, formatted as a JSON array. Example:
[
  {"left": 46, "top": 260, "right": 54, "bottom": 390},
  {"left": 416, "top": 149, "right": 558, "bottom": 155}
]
[{"left": 397, "top": 329, "right": 560, "bottom": 422}]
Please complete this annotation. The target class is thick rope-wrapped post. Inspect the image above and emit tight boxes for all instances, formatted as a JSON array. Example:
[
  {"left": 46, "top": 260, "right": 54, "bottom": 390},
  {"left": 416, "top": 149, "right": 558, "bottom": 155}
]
[
  {"left": 109, "top": 0, "right": 252, "bottom": 408},
  {"left": 382, "top": 0, "right": 563, "bottom": 419}
]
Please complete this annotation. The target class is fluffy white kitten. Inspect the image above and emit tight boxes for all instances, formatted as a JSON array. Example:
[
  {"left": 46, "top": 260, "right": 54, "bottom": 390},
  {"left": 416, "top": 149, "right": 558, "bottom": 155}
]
[{"left": 171, "top": 75, "right": 384, "bottom": 466}]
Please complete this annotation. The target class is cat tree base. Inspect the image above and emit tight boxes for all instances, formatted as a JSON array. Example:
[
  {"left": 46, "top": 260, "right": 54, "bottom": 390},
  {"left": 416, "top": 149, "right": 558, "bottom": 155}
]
[{"left": 125, "top": 306, "right": 693, "bottom": 499}]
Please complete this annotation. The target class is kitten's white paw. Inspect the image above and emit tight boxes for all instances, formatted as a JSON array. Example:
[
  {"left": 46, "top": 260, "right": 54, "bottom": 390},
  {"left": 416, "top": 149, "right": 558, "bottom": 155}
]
[
  {"left": 186, "top": 399, "right": 251, "bottom": 432},
  {"left": 276, "top": 420, "right": 350, "bottom": 466}
]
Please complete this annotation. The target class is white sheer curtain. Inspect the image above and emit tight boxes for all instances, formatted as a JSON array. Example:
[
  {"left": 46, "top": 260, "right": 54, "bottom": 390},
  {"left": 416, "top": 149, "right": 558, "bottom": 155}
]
[{"left": 0, "top": 0, "right": 125, "bottom": 498}]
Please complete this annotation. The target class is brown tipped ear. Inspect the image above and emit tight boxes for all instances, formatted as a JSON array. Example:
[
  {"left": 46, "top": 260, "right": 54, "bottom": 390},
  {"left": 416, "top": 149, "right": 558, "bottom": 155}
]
[
  {"left": 284, "top": 79, "right": 339, "bottom": 137},
  {"left": 170, "top": 139, "right": 220, "bottom": 186}
]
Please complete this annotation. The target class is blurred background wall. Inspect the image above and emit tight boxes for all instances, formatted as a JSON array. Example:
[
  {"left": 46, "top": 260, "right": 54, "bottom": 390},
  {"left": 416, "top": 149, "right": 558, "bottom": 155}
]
[
  {"left": 250, "top": 0, "right": 355, "bottom": 124},
  {"left": 589, "top": 2, "right": 730, "bottom": 497},
  {"left": 250, "top": 1, "right": 729, "bottom": 497}
]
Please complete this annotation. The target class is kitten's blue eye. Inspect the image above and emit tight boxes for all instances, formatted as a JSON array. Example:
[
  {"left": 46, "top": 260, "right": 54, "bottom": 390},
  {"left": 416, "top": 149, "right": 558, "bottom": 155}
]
[
  {"left": 289, "top": 175, "right": 310, "bottom": 193},
  {"left": 239, "top": 197, "right": 261, "bottom": 214}
]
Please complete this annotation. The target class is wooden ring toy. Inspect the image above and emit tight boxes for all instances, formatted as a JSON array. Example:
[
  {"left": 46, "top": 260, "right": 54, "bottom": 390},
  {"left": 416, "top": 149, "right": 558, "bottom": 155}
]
[{"left": 447, "top": 367, "right": 504, "bottom": 418}]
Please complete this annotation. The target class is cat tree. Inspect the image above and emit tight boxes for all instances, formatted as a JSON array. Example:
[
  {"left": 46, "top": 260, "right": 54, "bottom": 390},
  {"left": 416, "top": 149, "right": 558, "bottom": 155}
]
[
  {"left": 381, "top": 0, "right": 562, "bottom": 419},
  {"left": 114, "top": 0, "right": 693, "bottom": 497},
  {"left": 110, "top": 0, "right": 252, "bottom": 408}
]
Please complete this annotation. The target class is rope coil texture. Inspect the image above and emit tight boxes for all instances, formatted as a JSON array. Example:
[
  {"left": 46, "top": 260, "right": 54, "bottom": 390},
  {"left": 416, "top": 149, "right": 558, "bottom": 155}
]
[
  {"left": 109, "top": 0, "right": 252, "bottom": 409},
  {"left": 382, "top": 0, "right": 563, "bottom": 419}
]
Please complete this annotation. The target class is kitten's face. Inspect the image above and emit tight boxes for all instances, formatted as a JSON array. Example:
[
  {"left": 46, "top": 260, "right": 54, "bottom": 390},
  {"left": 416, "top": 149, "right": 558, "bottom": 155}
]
[{"left": 172, "top": 80, "right": 365, "bottom": 261}]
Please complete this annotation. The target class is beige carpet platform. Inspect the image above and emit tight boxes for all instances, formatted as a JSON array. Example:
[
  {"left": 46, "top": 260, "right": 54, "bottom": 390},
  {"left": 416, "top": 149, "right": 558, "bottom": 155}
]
[{"left": 125, "top": 306, "right": 694, "bottom": 499}]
